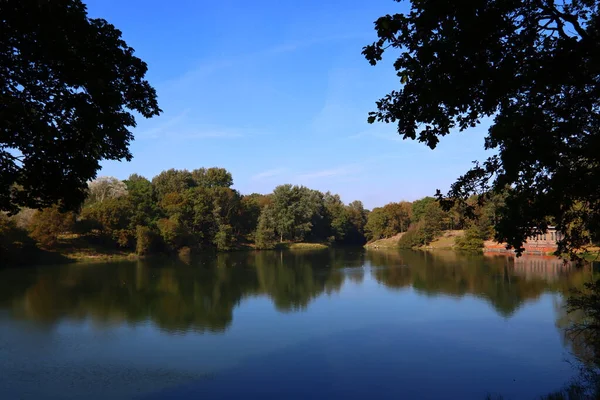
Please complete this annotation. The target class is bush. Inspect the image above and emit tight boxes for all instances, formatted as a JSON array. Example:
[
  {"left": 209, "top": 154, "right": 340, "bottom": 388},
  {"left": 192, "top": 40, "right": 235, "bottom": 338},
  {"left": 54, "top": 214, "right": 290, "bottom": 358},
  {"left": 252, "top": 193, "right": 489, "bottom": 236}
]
[
  {"left": 29, "top": 205, "right": 75, "bottom": 248},
  {"left": 213, "top": 224, "right": 233, "bottom": 251},
  {"left": 80, "top": 197, "right": 134, "bottom": 248},
  {"left": 135, "top": 225, "right": 160, "bottom": 255},
  {"left": 454, "top": 226, "right": 486, "bottom": 252},
  {"left": 398, "top": 226, "right": 428, "bottom": 248},
  {"left": 178, "top": 246, "right": 192, "bottom": 263},
  {"left": 0, "top": 214, "right": 39, "bottom": 266},
  {"left": 397, "top": 222, "right": 437, "bottom": 249},
  {"left": 157, "top": 217, "right": 190, "bottom": 252}
]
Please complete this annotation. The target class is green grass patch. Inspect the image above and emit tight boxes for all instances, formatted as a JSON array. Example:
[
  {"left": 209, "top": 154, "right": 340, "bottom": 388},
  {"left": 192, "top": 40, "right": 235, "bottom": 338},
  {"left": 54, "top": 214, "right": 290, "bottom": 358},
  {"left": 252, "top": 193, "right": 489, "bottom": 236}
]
[{"left": 275, "top": 242, "right": 329, "bottom": 250}]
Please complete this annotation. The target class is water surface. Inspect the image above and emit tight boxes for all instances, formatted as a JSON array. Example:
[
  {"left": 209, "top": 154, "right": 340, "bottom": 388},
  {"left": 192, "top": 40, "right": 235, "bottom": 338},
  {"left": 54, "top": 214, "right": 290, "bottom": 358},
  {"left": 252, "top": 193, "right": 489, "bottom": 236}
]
[{"left": 0, "top": 250, "right": 590, "bottom": 399}]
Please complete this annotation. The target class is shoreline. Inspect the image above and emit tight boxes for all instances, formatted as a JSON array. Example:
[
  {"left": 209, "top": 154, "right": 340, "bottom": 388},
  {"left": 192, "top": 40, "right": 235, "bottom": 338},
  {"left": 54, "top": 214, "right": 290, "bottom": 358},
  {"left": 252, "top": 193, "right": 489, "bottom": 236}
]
[{"left": 3, "top": 241, "right": 333, "bottom": 267}]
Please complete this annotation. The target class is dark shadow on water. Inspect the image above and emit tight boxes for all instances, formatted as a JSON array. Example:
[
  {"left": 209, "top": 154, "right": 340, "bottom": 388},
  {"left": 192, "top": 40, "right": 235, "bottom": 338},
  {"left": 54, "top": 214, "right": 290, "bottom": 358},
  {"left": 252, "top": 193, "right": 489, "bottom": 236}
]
[{"left": 140, "top": 321, "right": 570, "bottom": 400}]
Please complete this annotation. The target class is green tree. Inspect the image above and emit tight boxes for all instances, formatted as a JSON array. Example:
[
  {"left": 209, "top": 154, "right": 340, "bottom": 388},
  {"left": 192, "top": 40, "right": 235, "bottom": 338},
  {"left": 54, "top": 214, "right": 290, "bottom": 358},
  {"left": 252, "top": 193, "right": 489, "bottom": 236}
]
[
  {"left": 81, "top": 197, "right": 134, "bottom": 247},
  {"left": 255, "top": 207, "right": 277, "bottom": 249},
  {"left": 1, "top": 0, "right": 160, "bottom": 214},
  {"left": 29, "top": 205, "right": 75, "bottom": 248},
  {"left": 124, "top": 174, "right": 159, "bottom": 229},
  {"left": 363, "top": 0, "right": 600, "bottom": 256},
  {"left": 270, "top": 184, "right": 315, "bottom": 242},
  {"left": 323, "top": 192, "right": 351, "bottom": 243},
  {"left": 345, "top": 200, "right": 368, "bottom": 245},
  {"left": 184, "top": 187, "right": 217, "bottom": 245},
  {"left": 191, "top": 167, "right": 233, "bottom": 188},
  {"left": 454, "top": 225, "right": 486, "bottom": 252},
  {"left": 239, "top": 193, "right": 266, "bottom": 237},
  {"left": 365, "top": 207, "right": 389, "bottom": 241},
  {"left": 152, "top": 169, "right": 194, "bottom": 200},
  {"left": 213, "top": 224, "right": 234, "bottom": 251},
  {"left": 0, "top": 214, "right": 38, "bottom": 266},
  {"left": 157, "top": 216, "right": 190, "bottom": 252},
  {"left": 304, "top": 189, "right": 328, "bottom": 242},
  {"left": 398, "top": 200, "right": 445, "bottom": 248},
  {"left": 135, "top": 225, "right": 160, "bottom": 256},
  {"left": 412, "top": 197, "right": 436, "bottom": 223},
  {"left": 382, "top": 201, "right": 412, "bottom": 236},
  {"left": 421, "top": 200, "right": 445, "bottom": 241}
]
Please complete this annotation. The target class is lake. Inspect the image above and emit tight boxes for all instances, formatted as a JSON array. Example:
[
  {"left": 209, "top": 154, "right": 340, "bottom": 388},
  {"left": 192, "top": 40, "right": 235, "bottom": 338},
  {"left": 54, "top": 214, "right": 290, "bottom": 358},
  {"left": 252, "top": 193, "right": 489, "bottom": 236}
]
[{"left": 0, "top": 249, "right": 592, "bottom": 399}]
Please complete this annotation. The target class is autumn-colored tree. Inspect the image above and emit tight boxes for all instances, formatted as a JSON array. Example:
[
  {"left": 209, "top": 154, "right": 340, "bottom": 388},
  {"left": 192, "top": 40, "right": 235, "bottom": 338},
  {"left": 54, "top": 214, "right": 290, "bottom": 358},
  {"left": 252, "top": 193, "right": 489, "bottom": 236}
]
[
  {"left": 80, "top": 197, "right": 134, "bottom": 247},
  {"left": 29, "top": 205, "right": 75, "bottom": 248}
]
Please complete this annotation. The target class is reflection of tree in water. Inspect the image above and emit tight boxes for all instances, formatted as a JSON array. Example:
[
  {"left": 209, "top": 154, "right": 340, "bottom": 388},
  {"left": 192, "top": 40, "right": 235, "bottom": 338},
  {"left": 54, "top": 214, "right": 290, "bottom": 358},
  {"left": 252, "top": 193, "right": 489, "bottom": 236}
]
[
  {"left": 554, "top": 297, "right": 596, "bottom": 368},
  {"left": 0, "top": 249, "right": 592, "bottom": 335},
  {"left": 0, "top": 251, "right": 351, "bottom": 332},
  {"left": 253, "top": 252, "right": 340, "bottom": 312},
  {"left": 553, "top": 268, "right": 600, "bottom": 370},
  {"left": 370, "top": 250, "right": 592, "bottom": 317}
]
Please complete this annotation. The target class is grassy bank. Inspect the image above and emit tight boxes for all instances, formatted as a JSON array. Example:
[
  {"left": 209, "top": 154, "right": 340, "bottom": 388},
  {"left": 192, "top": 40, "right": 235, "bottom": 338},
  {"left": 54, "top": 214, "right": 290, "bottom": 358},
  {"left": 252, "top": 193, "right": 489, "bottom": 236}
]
[
  {"left": 365, "top": 230, "right": 465, "bottom": 251},
  {"left": 2, "top": 236, "right": 334, "bottom": 267},
  {"left": 420, "top": 230, "right": 464, "bottom": 250},
  {"left": 364, "top": 233, "right": 405, "bottom": 249},
  {"left": 275, "top": 242, "right": 329, "bottom": 250}
]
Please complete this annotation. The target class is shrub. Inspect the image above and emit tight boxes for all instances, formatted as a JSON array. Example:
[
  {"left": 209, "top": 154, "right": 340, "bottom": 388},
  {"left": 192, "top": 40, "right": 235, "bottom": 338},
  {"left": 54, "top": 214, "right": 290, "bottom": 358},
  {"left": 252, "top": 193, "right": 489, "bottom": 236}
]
[
  {"left": 454, "top": 226, "right": 485, "bottom": 252},
  {"left": 213, "top": 224, "right": 233, "bottom": 251},
  {"left": 0, "top": 214, "right": 39, "bottom": 266},
  {"left": 157, "top": 217, "right": 190, "bottom": 252},
  {"left": 398, "top": 222, "right": 437, "bottom": 249},
  {"left": 29, "top": 205, "right": 75, "bottom": 248},
  {"left": 135, "top": 225, "right": 161, "bottom": 255},
  {"left": 80, "top": 197, "right": 134, "bottom": 248},
  {"left": 398, "top": 226, "right": 428, "bottom": 249}
]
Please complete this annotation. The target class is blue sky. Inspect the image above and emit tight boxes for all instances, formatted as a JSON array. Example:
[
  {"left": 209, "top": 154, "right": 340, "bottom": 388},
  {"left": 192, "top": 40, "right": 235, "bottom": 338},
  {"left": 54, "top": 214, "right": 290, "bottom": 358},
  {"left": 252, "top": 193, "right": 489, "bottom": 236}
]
[{"left": 86, "top": 0, "right": 491, "bottom": 209}]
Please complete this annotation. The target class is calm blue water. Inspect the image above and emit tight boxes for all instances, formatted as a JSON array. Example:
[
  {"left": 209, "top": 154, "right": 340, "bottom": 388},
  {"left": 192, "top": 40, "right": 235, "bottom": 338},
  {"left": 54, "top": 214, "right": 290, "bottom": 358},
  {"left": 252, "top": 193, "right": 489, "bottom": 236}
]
[{"left": 0, "top": 250, "right": 585, "bottom": 399}]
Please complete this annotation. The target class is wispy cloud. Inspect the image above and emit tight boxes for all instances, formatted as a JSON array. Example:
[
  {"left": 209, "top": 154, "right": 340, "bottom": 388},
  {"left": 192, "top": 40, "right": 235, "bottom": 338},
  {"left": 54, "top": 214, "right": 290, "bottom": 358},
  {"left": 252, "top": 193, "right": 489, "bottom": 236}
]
[
  {"left": 348, "top": 129, "right": 405, "bottom": 143},
  {"left": 294, "top": 154, "right": 405, "bottom": 183},
  {"left": 177, "top": 130, "right": 243, "bottom": 139},
  {"left": 265, "top": 33, "right": 370, "bottom": 56},
  {"left": 165, "top": 33, "right": 370, "bottom": 89},
  {"left": 251, "top": 168, "right": 287, "bottom": 181},
  {"left": 137, "top": 108, "right": 191, "bottom": 138},
  {"left": 297, "top": 165, "right": 361, "bottom": 181},
  {"left": 136, "top": 110, "right": 246, "bottom": 140}
]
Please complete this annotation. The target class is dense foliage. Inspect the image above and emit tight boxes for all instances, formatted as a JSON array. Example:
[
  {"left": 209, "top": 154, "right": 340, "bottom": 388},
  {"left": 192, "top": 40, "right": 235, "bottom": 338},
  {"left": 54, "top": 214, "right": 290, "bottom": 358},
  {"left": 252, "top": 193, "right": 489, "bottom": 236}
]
[
  {"left": 363, "top": 0, "right": 600, "bottom": 256},
  {"left": 1, "top": 0, "right": 160, "bottom": 214},
  {"left": 0, "top": 166, "right": 515, "bottom": 261},
  {"left": 1, "top": 168, "right": 376, "bottom": 258}
]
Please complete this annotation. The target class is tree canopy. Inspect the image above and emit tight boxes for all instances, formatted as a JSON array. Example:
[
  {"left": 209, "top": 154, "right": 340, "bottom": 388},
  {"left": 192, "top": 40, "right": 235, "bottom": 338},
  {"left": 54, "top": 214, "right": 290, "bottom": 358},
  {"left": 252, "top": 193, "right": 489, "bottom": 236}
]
[
  {"left": 363, "top": 0, "right": 600, "bottom": 255},
  {"left": 1, "top": 0, "right": 161, "bottom": 214}
]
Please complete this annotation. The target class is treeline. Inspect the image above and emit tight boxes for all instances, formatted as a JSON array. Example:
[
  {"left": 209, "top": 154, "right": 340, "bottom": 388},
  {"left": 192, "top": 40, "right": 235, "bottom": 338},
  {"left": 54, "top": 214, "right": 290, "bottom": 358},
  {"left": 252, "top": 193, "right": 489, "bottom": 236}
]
[
  {"left": 364, "top": 193, "right": 505, "bottom": 251},
  {"left": 1, "top": 167, "right": 371, "bottom": 261},
  {"left": 1, "top": 166, "right": 510, "bottom": 264}
]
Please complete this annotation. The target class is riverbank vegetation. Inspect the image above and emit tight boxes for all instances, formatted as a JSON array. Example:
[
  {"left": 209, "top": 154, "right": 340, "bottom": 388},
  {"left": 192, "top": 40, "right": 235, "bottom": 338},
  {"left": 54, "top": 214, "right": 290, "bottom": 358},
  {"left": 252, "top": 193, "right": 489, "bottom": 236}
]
[
  {"left": 4, "top": 171, "right": 598, "bottom": 266},
  {"left": 1, "top": 168, "right": 373, "bottom": 265},
  {"left": 2, "top": 166, "right": 515, "bottom": 265},
  {"left": 365, "top": 192, "right": 505, "bottom": 252}
]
